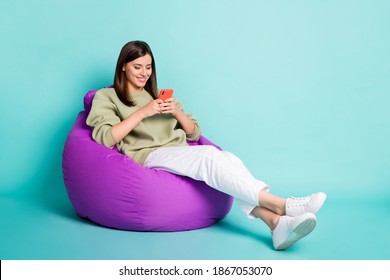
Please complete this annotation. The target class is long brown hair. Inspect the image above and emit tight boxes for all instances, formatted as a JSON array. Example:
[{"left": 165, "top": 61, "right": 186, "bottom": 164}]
[{"left": 114, "top": 41, "right": 158, "bottom": 106}]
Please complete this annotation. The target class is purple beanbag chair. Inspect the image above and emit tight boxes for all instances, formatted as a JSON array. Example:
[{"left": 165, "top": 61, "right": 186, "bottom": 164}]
[{"left": 62, "top": 89, "right": 233, "bottom": 231}]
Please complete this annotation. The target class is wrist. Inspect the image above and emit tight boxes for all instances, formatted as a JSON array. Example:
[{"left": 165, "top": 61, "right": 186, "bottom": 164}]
[
  {"left": 172, "top": 109, "right": 182, "bottom": 118},
  {"left": 137, "top": 107, "right": 147, "bottom": 120}
]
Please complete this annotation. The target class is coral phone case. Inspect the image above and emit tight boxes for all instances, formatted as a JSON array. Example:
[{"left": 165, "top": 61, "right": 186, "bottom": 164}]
[{"left": 158, "top": 89, "right": 174, "bottom": 101}]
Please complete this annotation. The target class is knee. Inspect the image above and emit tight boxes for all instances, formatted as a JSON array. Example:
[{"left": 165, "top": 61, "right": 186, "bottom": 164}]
[
  {"left": 221, "top": 150, "right": 244, "bottom": 166},
  {"left": 201, "top": 145, "right": 220, "bottom": 155},
  {"left": 199, "top": 145, "right": 223, "bottom": 163}
]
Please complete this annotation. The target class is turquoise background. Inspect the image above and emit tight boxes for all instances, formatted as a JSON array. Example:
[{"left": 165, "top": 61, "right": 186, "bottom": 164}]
[{"left": 1, "top": 0, "right": 389, "bottom": 259}]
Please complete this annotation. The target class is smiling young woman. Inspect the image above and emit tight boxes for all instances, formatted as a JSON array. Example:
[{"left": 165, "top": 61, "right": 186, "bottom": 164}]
[
  {"left": 122, "top": 54, "right": 152, "bottom": 93},
  {"left": 86, "top": 40, "right": 327, "bottom": 250},
  {"left": 114, "top": 41, "right": 158, "bottom": 106}
]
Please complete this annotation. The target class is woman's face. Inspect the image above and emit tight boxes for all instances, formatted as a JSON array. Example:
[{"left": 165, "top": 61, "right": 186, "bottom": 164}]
[{"left": 123, "top": 54, "right": 152, "bottom": 92}]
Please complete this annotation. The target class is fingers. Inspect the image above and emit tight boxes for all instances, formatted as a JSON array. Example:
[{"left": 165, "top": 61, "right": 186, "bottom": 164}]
[
  {"left": 144, "top": 100, "right": 163, "bottom": 116},
  {"left": 159, "top": 103, "right": 169, "bottom": 113},
  {"left": 150, "top": 99, "right": 175, "bottom": 115},
  {"left": 159, "top": 100, "right": 175, "bottom": 114}
]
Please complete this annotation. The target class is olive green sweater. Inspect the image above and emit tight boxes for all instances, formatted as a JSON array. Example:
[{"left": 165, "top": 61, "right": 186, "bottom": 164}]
[{"left": 86, "top": 88, "right": 201, "bottom": 165}]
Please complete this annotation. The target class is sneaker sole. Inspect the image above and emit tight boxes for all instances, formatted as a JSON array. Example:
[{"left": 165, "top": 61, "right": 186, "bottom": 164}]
[{"left": 275, "top": 217, "right": 317, "bottom": 250}]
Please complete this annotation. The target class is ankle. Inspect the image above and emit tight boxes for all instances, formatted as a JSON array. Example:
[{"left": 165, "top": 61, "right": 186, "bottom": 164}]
[
  {"left": 270, "top": 215, "right": 280, "bottom": 231},
  {"left": 274, "top": 199, "right": 287, "bottom": 216}
]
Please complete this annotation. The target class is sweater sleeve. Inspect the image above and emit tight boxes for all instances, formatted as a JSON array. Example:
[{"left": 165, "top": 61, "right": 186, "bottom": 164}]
[
  {"left": 86, "top": 90, "right": 120, "bottom": 148},
  {"left": 174, "top": 99, "right": 201, "bottom": 141}
]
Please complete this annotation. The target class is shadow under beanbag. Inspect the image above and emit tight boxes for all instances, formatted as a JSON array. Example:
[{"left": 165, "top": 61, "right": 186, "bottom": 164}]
[{"left": 62, "top": 89, "right": 233, "bottom": 231}]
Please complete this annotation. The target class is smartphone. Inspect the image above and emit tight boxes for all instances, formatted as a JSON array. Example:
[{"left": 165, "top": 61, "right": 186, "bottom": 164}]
[{"left": 158, "top": 89, "right": 174, "bottom": 101}]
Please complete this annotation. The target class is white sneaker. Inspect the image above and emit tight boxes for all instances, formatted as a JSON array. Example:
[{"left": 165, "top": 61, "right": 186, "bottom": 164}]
[
  {"left": 285, "top": 192, "right": 327, "bottom": 217},
  {"left": 272, "top": 213, "right": 317, "bottom": 250}
]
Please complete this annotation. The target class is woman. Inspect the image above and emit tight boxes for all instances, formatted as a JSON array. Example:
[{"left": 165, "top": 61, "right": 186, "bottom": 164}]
[{"left": 86, "top": 41, "right": 326, "bottom": 250}]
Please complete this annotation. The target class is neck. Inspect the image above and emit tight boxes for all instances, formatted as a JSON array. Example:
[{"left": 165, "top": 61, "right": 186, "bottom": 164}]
[{"left": 127, "top": 84, "right": 144, "bottom": 94}]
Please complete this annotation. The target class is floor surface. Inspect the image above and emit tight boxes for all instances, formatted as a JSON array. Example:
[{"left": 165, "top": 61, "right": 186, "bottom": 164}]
[{"left": 1, "top": 190, "right": 389, "bottom": 260}]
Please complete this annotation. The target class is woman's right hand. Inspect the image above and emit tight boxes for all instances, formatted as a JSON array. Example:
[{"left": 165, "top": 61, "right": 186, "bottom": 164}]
[
  {"left": 112, "top": 99, "right": 163, "bottom": 143},
  {"left": 141, "top": 99, "right": 164, "bottom": 118}
]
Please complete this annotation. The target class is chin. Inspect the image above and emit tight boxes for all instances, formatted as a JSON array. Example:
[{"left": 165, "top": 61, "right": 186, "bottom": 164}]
[{"left": 135, "top": 81, "right": 147, "bottom": 87}]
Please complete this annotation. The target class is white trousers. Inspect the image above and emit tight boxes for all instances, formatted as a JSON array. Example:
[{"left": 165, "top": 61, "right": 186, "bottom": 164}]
[{"left": 144, "top": 145, "right": 269, "bottom": 218}]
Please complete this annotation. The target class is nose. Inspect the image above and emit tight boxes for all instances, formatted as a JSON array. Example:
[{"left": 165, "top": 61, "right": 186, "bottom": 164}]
[{"left": 140, "top": 67, "right": 147, "bottom": 76}]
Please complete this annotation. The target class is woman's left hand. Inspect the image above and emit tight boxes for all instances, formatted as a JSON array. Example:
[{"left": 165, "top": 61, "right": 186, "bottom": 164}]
[
  {"left": 160, "top": 97, "right": 196, "bottom": 134},
  {"left": 159, "top": 98, "right": 179, "bottom": 116}
]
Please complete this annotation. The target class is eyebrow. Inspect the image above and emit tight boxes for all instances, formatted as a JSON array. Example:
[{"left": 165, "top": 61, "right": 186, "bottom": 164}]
[{"left": 134, "top": 63, "right": 152, "bottom": 66}]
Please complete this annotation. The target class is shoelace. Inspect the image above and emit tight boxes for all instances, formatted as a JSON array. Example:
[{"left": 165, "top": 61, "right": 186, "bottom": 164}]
[{"left": 286, "top": 196, "right": 310, "bottom": 208}]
